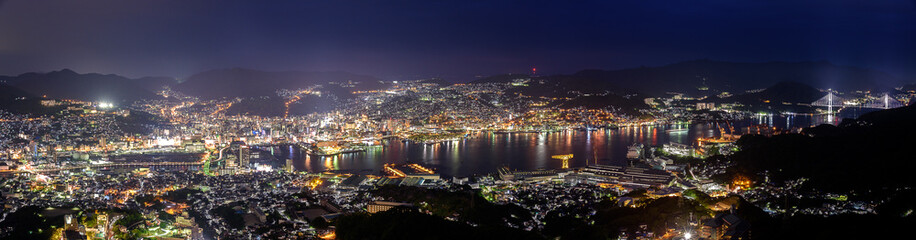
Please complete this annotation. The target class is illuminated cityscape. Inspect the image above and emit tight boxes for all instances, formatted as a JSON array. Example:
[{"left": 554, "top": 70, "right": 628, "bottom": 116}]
[{"left": 1, "top": 1, "right": 915, "bottom": 240}]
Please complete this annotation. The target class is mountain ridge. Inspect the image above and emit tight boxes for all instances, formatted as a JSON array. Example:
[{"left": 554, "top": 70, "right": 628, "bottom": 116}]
[
  {"left": 173, "top": 68, "right": 386, "bottom": 99},
  {"left": 570, "top": 59, "right": 902, "bottom": 95},
  {"left": 0, "top": 60, "right": 906, "bottom": 104},
  {"left": 7, "top": 69, "right": 162, "bottom": 103}
]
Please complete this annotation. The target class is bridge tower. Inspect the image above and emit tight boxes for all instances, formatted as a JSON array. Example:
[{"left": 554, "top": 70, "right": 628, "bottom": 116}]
[
  {"left": 877, "top": 93, "right": 904, "bottom": 109},
  {"left": 884, "top": 94, "right": 890, "bottom": 109},
  {"left": 811, "top": 92, "right": 845, "bottom": 124}
]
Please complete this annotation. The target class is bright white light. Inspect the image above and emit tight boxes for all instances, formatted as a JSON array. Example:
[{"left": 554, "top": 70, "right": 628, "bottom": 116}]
[
  {"left": 255, "top": 164, "right": 273, "bottom": 172},
  {"left": 99, "top": 102, "right": 114, "bottom": 108},
  {"left": 36, "top": 174, "right": 50, "bottom": 182},
  {"left": 155, "top": 138, "right": 177, "bottom": 146},
  {"left": 685, "top": 232, "right": 692, "bottom": 239}
]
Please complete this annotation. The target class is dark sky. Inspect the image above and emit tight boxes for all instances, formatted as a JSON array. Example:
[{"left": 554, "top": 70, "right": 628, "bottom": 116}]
[{"left": 0, "top": 0, "right": 914, "bottom": 81}]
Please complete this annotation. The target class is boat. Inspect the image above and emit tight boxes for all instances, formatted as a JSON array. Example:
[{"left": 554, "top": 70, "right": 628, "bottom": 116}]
[
  {"left": 626, "top": 144, "right": 643, "bottom": 159},
  {"left": 306, "top": 147, "right": 365, "bottom": 156},
  {"left": 665, "top": 128, "right": 688, "bottom": 133}
]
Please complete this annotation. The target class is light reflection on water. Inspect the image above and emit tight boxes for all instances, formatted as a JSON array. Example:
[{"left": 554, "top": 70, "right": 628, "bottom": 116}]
[
  {"left": 261, "top": 126, "right": 708, "bottom": 177},
  {"left": 260, "top": 109, "right": 878, "bottom": 177}
]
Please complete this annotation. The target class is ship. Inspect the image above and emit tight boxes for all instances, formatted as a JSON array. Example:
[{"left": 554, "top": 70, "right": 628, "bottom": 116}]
[
  {"left": 307, "top": 147, "right": 364, "bottom": 156},
  {"left": 626, "top": 143, "right": 643, "bottom": 159},
  {"left": 665, "top": 128, "right": 688, "bottom": 133}
]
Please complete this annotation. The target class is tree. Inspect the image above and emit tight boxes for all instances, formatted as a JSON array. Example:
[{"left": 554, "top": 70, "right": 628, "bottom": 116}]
[{"left": 310, "top": 217, "right": 329, "bottom": 229}]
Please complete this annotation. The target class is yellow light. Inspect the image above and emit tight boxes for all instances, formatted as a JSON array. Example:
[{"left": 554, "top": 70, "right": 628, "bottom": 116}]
[{"left": 551, "top": 154, "right": 573, "bottom": 169}]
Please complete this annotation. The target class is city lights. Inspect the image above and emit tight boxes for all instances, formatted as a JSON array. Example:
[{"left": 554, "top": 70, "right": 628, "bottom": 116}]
[{"left": 0, "top": 1, "right": 911, "bottom": 239}]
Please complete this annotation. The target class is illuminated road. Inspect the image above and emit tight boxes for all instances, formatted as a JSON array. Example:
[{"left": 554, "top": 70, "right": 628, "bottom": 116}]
[
  {"left": 211, "top": 102, "right": 234, "bottom": 115},
  {"left": 22, "top": 162, "right": 204, "bottom": 173},
  {"left": 217, "top": 146, "right": 230, "bottom": 161}
]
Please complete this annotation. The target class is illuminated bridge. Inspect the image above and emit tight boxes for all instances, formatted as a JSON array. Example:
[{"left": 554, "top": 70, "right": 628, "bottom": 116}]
[
  {"left": 811, "top": 92, "right": 845, "bottom": 108},
  {"left": 812, "top": 92, "right": 903, "bottom": 110},
  {"left": 861, "top": 94, "right": 904, "bottom": 109}
]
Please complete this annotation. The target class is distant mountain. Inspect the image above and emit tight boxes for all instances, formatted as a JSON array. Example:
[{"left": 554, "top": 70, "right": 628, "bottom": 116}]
[
  {"left": 469, "top": 73, "right": 644, "bottom": 114},
  {"left": 134, "top": 76, "right": 178, "bottom": 92},
  {"left": 470, "top": 74, "right": 531, "bottom": 84},
  {"left": 571, "top": 60, "right": 902, "bottom": 95},
  {"left": 0, "top": 83, "right": 33, "bottom": 101},
  {"left": 902, "top": 83, "right": 916, "bottom": 93},
  {"left": 472, "top": 74, "right": 635, "bottom": 97},
  {"left": 556, "top": 95, "right": 647, "bottom": 115},
  {"left": 174, "top": 68, "right": 386, "bottom": 99},
  {"left": 224, "top": 95, "right": 339, "bottom": 117},
  {"left": 469, "top": 60, "right": 900, "bottom": 98},
  {"left": 0, "top": 83, "right": 33, "bottom": 112},
  {"left": 0, "top": 76, "right": 16, "bottom": 85},
  {"left": 735, "top": 81, "right": 824, "bottom": 104},
  {"left": 0, "top": 84, "right": 63, "bottom": 115},
  {"left": 417, "top": 78, "right": 453, "bottom": 86},
  {"left": 720, "top": 81, "right": 825, "bottom": 112},
  {"left": 725, "top": 102, "right": 916, "bottom": 194},
  {"left": 843, "top": 101, "right": 916, "bottom": 130},
  {"left": 6, "top": 69, "right": 161, "bottom": 103}
]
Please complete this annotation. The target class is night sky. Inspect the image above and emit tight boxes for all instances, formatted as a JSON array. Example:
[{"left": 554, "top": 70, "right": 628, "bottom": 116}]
[{"left": 0, "top": 0, "right": 914, "bottom": 81}]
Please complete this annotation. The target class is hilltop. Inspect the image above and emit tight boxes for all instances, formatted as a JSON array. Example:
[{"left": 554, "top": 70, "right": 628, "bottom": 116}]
[
  {"left": 174, "top": 68, "right": 387, "bottom": 99},
  {"left": 469, "top": 60, "right": 902, "bottom": 96},
  {"left": 2, "top": 69, "right": 172, "bottom": 103}
]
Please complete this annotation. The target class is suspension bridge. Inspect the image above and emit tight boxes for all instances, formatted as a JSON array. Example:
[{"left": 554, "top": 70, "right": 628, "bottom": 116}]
[{"left": 811, "top": 92, "right": 904, "bottom": 110}]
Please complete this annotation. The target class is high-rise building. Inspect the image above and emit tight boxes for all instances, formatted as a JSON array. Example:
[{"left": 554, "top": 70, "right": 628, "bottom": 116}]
[
  {"left": 285, "top": 158, "right": 294, "bottom": 173},
  {"left": 239, "top": 145, "right": 250, "bottom": 168},
  {"left": 226, "top": 155, "right": 237, "bottom": 168},
  {"left": 97, "top": 213, "right": 109, "bottom": 236}
]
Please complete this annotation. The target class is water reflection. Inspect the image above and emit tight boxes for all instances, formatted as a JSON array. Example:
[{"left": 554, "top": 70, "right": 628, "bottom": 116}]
[
  {"left": 260, "top": 126, "right": 708, "bottom": 177},
  {"left": 259, "top": 109, "right": 880, "bottom": 177}
]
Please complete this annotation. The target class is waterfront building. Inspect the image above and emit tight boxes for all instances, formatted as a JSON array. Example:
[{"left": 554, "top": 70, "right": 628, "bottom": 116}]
[
  {"left": 570, "top": 164, "right": 675, "bottom": 188},
  {"left": 498, "top": 167, "right": 569, "bottom": 181},
  {"left": 285, "top": 158, "right": 294, "bottom": 173},
  {"left": 626, "top": 144, "right": 643, "bottom": 159}
]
